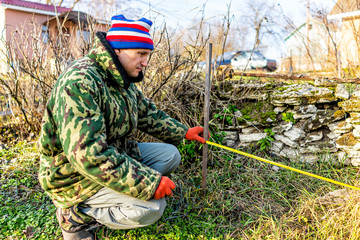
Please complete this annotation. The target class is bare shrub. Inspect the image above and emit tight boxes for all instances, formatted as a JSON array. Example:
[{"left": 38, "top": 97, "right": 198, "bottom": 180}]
[
  {"left": 0, "top": 6, "right": 238, "bottom": 141},
  {"left": 0, "top": 13, "right": 98, "bottom": 135},
  {"left": 139, "top": 18, "right": 211, "bottom": 129}
]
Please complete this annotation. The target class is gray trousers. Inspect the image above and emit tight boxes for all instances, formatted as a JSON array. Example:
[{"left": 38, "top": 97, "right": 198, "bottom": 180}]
[{"left": 80, "top": 143, "right": 181, "bottom": 229}]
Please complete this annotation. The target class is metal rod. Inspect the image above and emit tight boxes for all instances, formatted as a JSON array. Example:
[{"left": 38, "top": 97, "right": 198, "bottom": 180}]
[{"left": 201, "top": 42, "right": 212, "bottom": 190}]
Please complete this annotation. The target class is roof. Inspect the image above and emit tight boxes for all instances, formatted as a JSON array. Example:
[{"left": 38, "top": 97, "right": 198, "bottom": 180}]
[
  {"left": 47, "top": 11, "right": 97, "bottom": 26},
  {"left": 285, "top": 23, "right": 306, "bottom": 41},
  {"left": 284, "top": 17, "right": 334, "bottom": 41},
  {"left": 329, "top": 0, "right": 360, "bottom": 15},
  {"left": 0, "top": 0, "right": 71, "bottom": 13}
]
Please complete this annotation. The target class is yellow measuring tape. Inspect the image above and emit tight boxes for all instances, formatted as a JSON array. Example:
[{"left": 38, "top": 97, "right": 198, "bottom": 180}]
[{"left": 206, "top": 140, "right": 360, "bottom": 191}]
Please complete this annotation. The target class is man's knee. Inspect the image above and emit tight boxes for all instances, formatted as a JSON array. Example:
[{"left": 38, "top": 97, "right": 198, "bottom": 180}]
[
  {"left": 163, "top": 144, "right": 181, "bottom": 175},
  {"left": 82, "top": 198, "right": 166, "bottom": 230},
  {"left": 114, "top": 198, "right": 166, "bottom": 228},
  {"left": 138, "top": 142, "right": 182, "bottom": 175},
  {"left": 169, "top": 144, "right": 181, "bottom": 165}
]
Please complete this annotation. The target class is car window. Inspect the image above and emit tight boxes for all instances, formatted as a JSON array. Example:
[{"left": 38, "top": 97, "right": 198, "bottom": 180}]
[{"left": 253, "top": 52, "right": 265, "bottom": 60}]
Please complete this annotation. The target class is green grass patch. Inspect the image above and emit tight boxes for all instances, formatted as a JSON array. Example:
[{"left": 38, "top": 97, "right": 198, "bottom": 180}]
[{"left": 1, "top": 141, "right": 360, "bottom": 239}]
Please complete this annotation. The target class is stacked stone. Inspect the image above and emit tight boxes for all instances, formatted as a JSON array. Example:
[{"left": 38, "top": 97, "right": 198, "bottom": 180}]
[
  {"left": 336, "top": 90, "right": 360, "bottom": 166},
  {"left": 262, "top": 81, "right": 342, "bottom": 164},
  {"left": 215, "top": 79, "right": 357, "bottom": 165},
  {"left": 217, "top": 82, "right": 270, "bottom": 149}
]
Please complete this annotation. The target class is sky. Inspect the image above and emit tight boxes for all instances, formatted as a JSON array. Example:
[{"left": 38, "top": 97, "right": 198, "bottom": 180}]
[
  {"left": 65, "top": 0, "right": 338, "bottom": 60},
  {"left": 125, "top": 0, "right": 338, "bottom": 60},
  {"left": 131, "top": 0, "right": 336, "bottom": 28}
]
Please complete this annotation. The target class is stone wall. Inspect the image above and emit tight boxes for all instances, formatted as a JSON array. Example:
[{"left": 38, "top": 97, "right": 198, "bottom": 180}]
[
  {"left": 212, "top": 78, "right": 360, "bottom": 165},
  {"left": 336, "top": 91, "right": 360, "bottom": 166}
]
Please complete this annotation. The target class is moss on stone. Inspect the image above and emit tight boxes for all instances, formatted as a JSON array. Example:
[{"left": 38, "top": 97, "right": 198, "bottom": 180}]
[
  {"left": 339, "top": 99, "right": 360, "bottom": 112},
  {"left": 272, "top": 84, "right": 336, "bottom": 105},
  {"left": 304, "top": 92, "right": 336, "bottom": 104},
  {"left": 274, "top": 86, "right": 289, "bottom": 92},
  {"left": 239, "top": 108, "right": 253, "bottom": 122},
  {"left": 334, "top": 110, "right": 346, "bottom": 119},
  {"left": 337, "top": 121, "right": 346, "bottom": 128},
  {"left": 328, "top": 87, "right": 336, "bottom": 92},
  {"left": 237, "top": 101, "right": 276, "bottom": 125},
  {"left": 303, "top": 109, "right": 345, "bottom": 132},
  {"left": 336, "top": 132, "right": 357, "bottom": 147},
  {"left": 260, "top": 111, "right": 277, "bottom": 122}
]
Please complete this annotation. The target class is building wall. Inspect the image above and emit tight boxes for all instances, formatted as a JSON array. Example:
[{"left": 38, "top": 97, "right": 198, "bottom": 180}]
[
  {"left": 46, "top": 18, "right": 109, "bottom": 60},
  {"left": 283, "top": 20, "right": 337, "bottom": 73},
  {"left": 0, "top": 6, "right": 6, "bottom": 73},
  {"left": 4, "top": 9, "right": 53, "bottom": 61},
  {"left": 0, "top": 6, "right": 5, "bottom": 39},
  {"left": 5, "top": 8, "right": 50, "bottom": 39},
  {"left": 339, "top": 17, "right": 360, "bottom": 68},
  {"left": 0, "top": 7, "right": 109, "bottom": 74}
]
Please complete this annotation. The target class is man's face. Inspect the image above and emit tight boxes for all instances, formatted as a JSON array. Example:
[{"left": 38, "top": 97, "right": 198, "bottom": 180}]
[{"left": 114, "top": 48, "right": 151, "bottom": 77}]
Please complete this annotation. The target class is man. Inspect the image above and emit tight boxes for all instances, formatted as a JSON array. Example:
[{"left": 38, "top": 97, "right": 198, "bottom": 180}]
[{"left": 38, "top": 14, "right": 207, "bottom": 239}]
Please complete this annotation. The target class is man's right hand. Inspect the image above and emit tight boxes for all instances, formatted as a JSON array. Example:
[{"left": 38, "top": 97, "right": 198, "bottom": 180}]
[
  {"left": 154, "top": 176, "right": 176, "bottom": 199},
  {"left": 185, "top": 126, "right": 208, "bottom": 144}
]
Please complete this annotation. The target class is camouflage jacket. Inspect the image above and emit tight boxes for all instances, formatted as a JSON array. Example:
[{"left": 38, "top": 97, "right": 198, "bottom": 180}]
[{"left": 38, "top": 32, "right": 188, "bottom": 208}]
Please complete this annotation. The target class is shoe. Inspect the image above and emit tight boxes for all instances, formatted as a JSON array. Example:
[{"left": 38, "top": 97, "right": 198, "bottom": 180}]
[
  {"left": 60, "top": 228, "right": 94, "bottom": 240},
  {"left": 56, "top": 207, "right": 99, "bottom": 240}
]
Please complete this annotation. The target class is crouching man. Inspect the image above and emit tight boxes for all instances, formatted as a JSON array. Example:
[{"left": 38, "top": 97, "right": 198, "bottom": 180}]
[{"left": 38, "top": 14, "right": 206, "bottom": 240}]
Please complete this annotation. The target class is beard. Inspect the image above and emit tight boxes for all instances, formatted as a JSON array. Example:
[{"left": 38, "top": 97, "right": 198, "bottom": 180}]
[{"left": 127, "top": 70, "right": 144, "bottom": 83}]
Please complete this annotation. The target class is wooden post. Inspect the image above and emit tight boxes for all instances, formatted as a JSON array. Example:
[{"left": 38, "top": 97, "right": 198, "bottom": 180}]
[{"left": 201, "top": 43, "right": 212, "bottom": 190}]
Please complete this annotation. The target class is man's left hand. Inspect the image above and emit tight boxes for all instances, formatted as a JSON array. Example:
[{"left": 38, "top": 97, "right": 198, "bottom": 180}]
[{"left": 154, "top": 177, "right": 176, "bottom": 199}]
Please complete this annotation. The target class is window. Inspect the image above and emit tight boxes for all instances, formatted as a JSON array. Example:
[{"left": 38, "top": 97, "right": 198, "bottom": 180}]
[
  {"left": 76, "top": 30, "right": 91, "bottom": 44},
  {"left": 41, "top": 25, "right": 49, "bottom": 43},
  {"left": 253, "top": 52, "right": 265, "bottom": 60}
]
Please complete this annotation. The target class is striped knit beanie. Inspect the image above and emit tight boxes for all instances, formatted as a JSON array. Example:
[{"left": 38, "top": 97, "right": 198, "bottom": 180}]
[{"left": 106, "top": 14, "right": 154, "bottom": 50}]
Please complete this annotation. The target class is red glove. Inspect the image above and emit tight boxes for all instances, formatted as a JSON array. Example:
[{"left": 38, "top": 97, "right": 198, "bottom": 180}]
[
  {"left": 154, "top": 176, "right": 176, "bottom": 200},
  {"left": 185, "top": 126, "right": 209, "bottom": 144}
]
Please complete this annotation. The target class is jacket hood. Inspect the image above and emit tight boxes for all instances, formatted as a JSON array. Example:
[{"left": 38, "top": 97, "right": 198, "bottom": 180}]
[{"left": 87, "top": 32, "right": 144, "bottom": 89}]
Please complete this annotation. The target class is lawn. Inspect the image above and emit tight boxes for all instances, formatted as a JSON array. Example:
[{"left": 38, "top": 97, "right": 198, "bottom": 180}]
[{"left": 1, "top": 139, "right": 360, "bottom": 239}]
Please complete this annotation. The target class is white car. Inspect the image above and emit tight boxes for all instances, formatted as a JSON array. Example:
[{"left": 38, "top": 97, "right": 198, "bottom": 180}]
[
  {"left": 194, "top": 60, "right": 216, "bottom": 73},
  {"left": 231, "top": 51, "right": 276, "bottom": 71}
]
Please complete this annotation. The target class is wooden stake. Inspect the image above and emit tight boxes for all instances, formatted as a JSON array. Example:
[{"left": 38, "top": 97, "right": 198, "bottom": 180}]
[{"left": 201, "top": 43, "right": 212, "bottom": 190}]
